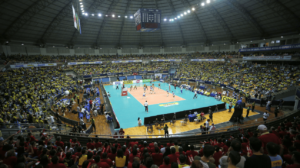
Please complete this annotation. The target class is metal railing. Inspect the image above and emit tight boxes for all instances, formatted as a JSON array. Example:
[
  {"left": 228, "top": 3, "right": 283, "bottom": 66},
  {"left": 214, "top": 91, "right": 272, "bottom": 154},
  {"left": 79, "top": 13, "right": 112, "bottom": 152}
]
[
  {"left": 54, "top": 109, "right": 298, "bottom": 139},
  {"left": 1, "top": 122, "right": 70, "bottom": 139}
]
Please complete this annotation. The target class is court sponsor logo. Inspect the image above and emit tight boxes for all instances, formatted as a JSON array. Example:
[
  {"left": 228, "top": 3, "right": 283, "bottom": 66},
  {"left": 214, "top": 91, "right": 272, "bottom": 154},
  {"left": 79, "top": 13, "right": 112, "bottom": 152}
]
[
  {"left": 159, "top": 102, "right": 179, "bottom": 107},
  {"left": 221, "top": 96, "right": 237, "bottom": 106}
]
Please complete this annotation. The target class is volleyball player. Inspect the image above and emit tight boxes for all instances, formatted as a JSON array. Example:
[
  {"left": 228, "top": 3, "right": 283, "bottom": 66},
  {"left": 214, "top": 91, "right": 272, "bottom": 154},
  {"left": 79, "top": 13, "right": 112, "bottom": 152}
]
[
  {"left": 193, "top": 90, "right": 197, "bottom": 99},
  {"left": 116, "top": 84, "right": 119, "bottom": 90},
  {"left": 152, "top": 86, "right": 156, "bottom": 94},
  {"left": 181, "top": 86, "right": 183, "bottom": 94},
  {"left": 172, "top": 91, "right": 175, "bottom": 100},
  {"left": 166, "top": 90, "right": 169, "bottom": 97},
  {"left": 144, "top": 86, "right": 146, "bottom": 92},
  {"left": 143, "top": 92, "right": 146, "bottom": 98},
  {"left": 134, "top": 85, "right": 137, "bottom": 90},
  {"left": 169, "top": 83, "right": 171, "bottom": 91},
  {"left": 158, "top": 83, "right": 161, "bottom": 89},
  {"left": 150, "top": 86, "right": 153, "bottom": 94},
  {"left": 130, "top": 85, "right": 132, "bottom": 91}
]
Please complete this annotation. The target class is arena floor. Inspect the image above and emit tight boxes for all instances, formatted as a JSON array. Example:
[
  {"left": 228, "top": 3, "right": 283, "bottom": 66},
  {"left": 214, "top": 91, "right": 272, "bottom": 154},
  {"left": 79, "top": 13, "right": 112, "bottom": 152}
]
[{"left": 105, "top": 81, "right": 226, "bottom": 129}]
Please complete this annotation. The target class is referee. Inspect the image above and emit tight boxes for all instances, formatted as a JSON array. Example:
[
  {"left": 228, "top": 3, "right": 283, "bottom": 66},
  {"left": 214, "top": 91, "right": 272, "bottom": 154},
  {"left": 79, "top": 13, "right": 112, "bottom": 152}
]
[{"left": 144, "top": 100, "right": 148, "bottom": 113}]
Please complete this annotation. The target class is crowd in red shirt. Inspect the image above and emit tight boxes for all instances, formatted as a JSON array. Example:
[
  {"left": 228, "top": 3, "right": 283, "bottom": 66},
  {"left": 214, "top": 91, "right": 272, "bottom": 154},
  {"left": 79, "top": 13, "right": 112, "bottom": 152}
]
[{"left": 1, "top": 117, "right": 300, "bottom": 168}]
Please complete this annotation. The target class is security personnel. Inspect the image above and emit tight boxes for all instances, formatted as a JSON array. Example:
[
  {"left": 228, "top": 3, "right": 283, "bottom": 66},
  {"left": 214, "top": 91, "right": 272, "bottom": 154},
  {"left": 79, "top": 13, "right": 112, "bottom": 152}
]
[{"left": 246, "top": 106, "right": 250, "bottom": 118}]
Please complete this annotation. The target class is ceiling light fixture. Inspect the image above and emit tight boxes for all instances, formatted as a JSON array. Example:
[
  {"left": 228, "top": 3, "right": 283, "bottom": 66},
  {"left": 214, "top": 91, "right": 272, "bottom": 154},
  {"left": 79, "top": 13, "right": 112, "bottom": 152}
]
[
  {"left": 207, "top": 0, "right": 210, "bottom": 4},
  {"left": 187, "top": 10, "right": 190, "bottom": 13},
  {"left": 192, "top": 7, "right": 195, "bottom": 11},
  {"left": 130, "top": 16, "right": 133, "bottom": 19},
  {"left": 164, "top": 18, "right": 167, "bottom": 21},
  {"left": 92, "top": 14, "right": 94, "bottom": 16},
  {"left": 184, "top": 12, "right": 187, "bottom": 15},
  {"left": 112, "top": 14, "right": 115, "bottom": 17},
  {"left": 125, "top": 16, "right": 127, "bottom": 18},
  {"left": 21, "top": 43, "right": 24, "bottom": 45},
  {"left": 201, "top": 2, "right": 205, "bottom": 6},
  {"left": 98, "top": 13, "right": 101, "bottom": 17},
  {"left": 118, "top": 15, "right": 120, "bottom": 18},
  {"left": 181, "top": 14, "right": 183, "bottom": 16}
]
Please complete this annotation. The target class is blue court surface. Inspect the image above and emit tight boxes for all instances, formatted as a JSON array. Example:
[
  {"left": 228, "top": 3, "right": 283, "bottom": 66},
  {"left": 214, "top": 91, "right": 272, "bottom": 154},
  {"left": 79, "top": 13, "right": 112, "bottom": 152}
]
[{"left": 104, "top": 81, "right": 223, "bottom": 129}]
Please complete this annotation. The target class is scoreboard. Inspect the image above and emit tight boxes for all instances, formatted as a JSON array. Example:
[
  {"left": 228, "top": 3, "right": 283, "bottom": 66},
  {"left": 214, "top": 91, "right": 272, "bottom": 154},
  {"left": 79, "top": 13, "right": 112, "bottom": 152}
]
[{"left": 134, "top": 8, "right": 161, "bottom": 32}]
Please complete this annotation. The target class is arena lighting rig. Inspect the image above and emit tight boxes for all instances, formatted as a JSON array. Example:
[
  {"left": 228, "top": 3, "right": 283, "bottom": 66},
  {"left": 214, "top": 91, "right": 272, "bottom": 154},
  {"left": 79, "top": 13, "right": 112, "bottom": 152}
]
[{"left": 78, "top": 0, "right": 216, "bottom": 22}]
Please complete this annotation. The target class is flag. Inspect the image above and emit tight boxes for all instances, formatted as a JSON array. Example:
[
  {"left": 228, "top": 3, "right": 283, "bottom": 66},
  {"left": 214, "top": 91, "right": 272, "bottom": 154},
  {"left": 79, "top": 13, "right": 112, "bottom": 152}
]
[{"left": 72, "top": 5, "right": 77, "bottom": 29}]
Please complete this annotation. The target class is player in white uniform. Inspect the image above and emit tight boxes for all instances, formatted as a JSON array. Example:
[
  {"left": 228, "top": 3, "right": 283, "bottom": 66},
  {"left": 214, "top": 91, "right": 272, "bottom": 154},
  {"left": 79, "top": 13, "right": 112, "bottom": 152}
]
[
  {"left": 150, "top": 86, "right": 153, "bottom": 94},
  {"left": 181, "top": 86, "right": 183, "bottom": 94},
  {"left": 172, "top": 91, "right": 175, "bottom": 100},
  {"left": 166, "top": 90, "right": 169, "bottom": 97},
  {"left": 143, "top": 92, "right": 146, "bottom": 98}
]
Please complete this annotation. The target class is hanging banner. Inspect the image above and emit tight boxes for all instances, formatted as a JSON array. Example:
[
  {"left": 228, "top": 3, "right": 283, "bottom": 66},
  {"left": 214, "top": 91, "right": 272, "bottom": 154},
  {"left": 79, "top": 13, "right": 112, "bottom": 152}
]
[
  {"left": 112, "top": 60, "right": 142, "bottom": 63},
  {"left": 10, "top": 63, "right": 57, "bottom": 68},
  {"left": 151, "top": 59, "right": 181, "bottom": 62},
  {"left": 190, "top": 59, "right": 225, "bottom": 62},
  {"left": 242, "top": 56, "right": 291, "bottom": 60},
  {"left": 68, "top": 61, "right": 102, "bottom": 65},
  {"left": 221, "top": 96, "right": 237, "bottom": 106},
  {"left": 155, "top": 73, "right": 162, "bottom": 78}
]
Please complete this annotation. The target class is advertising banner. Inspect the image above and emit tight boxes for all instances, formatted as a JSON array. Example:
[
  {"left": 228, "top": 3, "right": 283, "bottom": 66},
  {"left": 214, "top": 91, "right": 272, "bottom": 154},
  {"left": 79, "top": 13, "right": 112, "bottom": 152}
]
[
  {"left": 124, "top": 80, "right": 133, "bottom": 84},
  {"left": 242, "top": 56, "right": 291, "bottom": 60},
  {"left": 221, "top": 96, "right": 237, "bottom": 106},
  {"left": 142, "top": 79, "right": 151, "bottom": 83},
  {"left": 132, "top": 80, "right": 143, "bottom": 84},
  {"left": 67, "top": 61, "right": 102, "bottom": 65},
  {"left": 190, "top": 59, "right": 225, "bottom": 62},
  {"left": 151, "top": 59, "right": 181, "bottom": 62},
  {"left": 113, "top": 81, "right": 123, "bottom": 85},
  {"left": 239, "top": 44, "right": 300, "bottom": 52},
  {"left": 112, "top": 60, "right": 142, "bottom": 63},
  {"left": 10, "top": 63, "right": 57, "bottom": 68}
]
